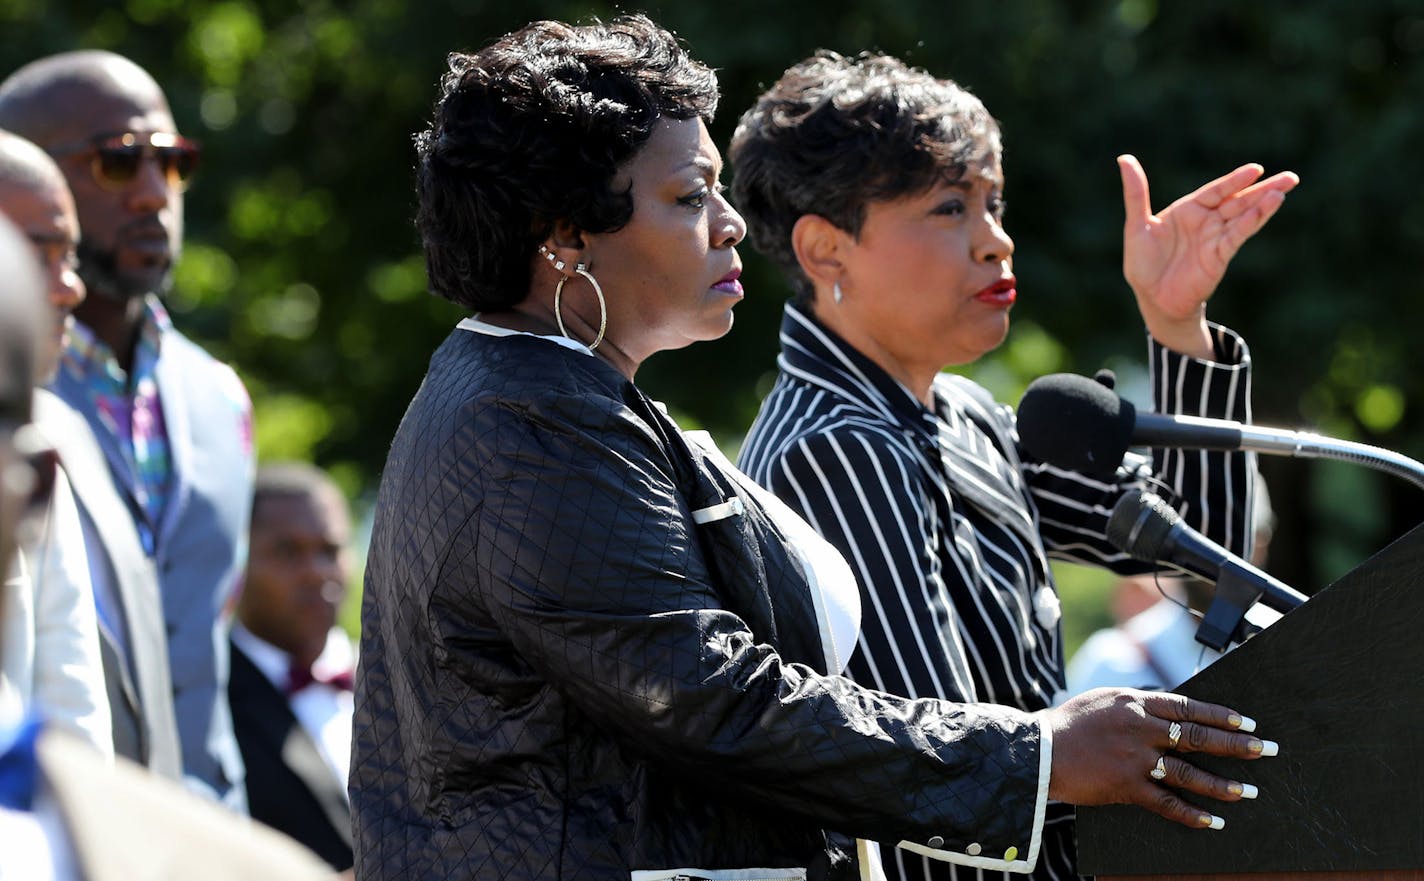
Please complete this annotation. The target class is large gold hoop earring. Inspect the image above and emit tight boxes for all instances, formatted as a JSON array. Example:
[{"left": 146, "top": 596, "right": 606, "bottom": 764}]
[{"left": 554, "top": 263, "right": 608, "bottom": 351}]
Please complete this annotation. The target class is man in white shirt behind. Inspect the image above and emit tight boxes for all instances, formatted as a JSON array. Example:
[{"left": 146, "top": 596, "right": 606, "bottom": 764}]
[
  {"left": 0, "top": 130, "right": 112, "bottom": 761},
  {"left": 0, "top": 212, "right": 332, "bottom": 881},
  {"left": 229, "top": 462, "right": 355, "bottom": 872}
]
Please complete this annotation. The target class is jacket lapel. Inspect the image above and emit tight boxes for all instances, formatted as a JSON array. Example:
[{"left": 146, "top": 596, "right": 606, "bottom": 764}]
[
  {"left": 280, "top": 729, "right": 351, "bottom": 839},
  {"left": 34, "top": 391, "right": 184, "bottom": 781},
  {"left": 628, "top": 391, "right": 832, "bottom": 674},
  {"left": 930, "top": 378, "right": 1043, "bottom": 554},
  {"left": 230, "top": 647, "right": 352, "bottom": 846},
  {"left": 778, "top": 303, "right": 1049, "bottom": 574}
]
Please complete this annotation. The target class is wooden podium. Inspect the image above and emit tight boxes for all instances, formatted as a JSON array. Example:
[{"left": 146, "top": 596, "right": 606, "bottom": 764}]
[{"left": 1078, "top": 522, "right": 1424, "bottom": 880}]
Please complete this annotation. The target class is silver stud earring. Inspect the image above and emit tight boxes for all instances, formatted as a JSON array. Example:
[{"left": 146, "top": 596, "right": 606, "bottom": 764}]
[
  {"left": 539, "top": 244, "right": 566, "bottom": 272},
  {"left": 833, "top": 281, "right": 843, "bottom": 304}
]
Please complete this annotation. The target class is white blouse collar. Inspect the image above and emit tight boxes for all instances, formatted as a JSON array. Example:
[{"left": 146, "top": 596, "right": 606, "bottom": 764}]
[{"left": 457, "top": 315, "right": 593, "bottom": 356}]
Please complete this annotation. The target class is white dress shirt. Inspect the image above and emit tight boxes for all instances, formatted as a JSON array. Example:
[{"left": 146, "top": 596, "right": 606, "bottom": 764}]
[{"left": 0, "top": 469, "right": 113, "bottom": 760}]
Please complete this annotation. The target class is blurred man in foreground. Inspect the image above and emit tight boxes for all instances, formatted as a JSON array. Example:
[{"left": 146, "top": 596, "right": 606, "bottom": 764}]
[
  {"left": 0, "top": 130, "right": 114, "bottom": 758},
  {"left": 0, "top": 212, "right": 335, "bottom": 881}
]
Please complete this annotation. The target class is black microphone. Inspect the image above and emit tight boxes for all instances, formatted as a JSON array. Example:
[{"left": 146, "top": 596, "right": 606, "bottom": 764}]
[
  {"left": 1107, "top": 489, "right": 1307, "bottom": 649},
  {"left": 1017, "top": 372, "right": 1424, "bottom": 489},
  {"left": 1016, "top": 373, "right": 1136, "bottom": 478}
]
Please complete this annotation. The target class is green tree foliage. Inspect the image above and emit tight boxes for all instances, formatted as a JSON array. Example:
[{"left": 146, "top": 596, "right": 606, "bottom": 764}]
[{"left": 5, "top": 0, "right": 1423, "bottom": 605}]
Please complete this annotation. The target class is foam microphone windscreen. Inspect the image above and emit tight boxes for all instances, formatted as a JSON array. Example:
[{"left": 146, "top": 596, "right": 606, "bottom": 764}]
[{"left": 1016, "top": 373, "right": 1137, "bottom": 478}]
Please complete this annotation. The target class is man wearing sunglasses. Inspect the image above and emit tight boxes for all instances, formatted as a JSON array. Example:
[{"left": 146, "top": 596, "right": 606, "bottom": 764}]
[{"left": 0, "top": 51, "right": 253, "bottom": 812}]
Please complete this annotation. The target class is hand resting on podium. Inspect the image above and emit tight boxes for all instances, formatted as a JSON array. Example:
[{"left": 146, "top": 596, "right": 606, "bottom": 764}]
[{"left": 1045, "top": 688, "right": 1276, "bottom": 830}]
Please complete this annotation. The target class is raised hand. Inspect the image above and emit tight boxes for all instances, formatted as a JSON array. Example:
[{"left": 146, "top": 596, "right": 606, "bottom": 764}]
[
  {"left": 1044, "top": 687, "right": 1276, "bottom": 830},
  {"left": 1119, "top": 155, "right": 1299, "bottom": 358}
]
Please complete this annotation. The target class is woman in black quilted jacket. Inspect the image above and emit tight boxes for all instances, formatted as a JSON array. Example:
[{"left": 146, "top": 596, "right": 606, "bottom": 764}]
[{"left": 350, "top": 15, "right": 1275, "bottom": 881}]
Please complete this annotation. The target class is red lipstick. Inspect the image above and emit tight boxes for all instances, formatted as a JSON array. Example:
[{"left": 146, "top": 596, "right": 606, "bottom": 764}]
[{"left": 975, "top": 276, "right": 1016, "bottom": 307}]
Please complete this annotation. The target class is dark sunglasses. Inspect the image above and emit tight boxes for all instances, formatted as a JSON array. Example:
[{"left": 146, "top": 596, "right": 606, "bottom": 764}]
[{"left": 48, "top": 131, "right": 202, "bottom": 192}]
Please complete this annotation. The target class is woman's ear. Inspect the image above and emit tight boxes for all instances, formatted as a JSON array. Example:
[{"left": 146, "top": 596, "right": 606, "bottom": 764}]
[
  {"left": 542, "top": 220, "right": 588, "bottom": 275},
  {"left": 791, "top": 214, "right": 847, "bottom": 293}
]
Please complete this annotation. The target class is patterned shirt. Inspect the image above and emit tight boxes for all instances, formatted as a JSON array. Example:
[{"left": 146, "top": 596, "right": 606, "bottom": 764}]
[
  {"left": 739, "top": 301, "right": 1255, "bottom": 881},
  {"left": 55, "top": 297, "right": 174, "bottom": 555}
]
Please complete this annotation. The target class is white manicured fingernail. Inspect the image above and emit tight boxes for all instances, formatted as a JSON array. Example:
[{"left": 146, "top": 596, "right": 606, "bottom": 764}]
[
  {"left": 1228, "top": 782, "right": 1255, "bottom": 798},
  {"left": 1208, "top": 814, "right": 1225, "bottom": 830},
  {"left": 1258, "top": 739, "right": 1279, "bottom": 757},
  {"left": 1232, "top": 714, "right": 1257, "bottom": 733}
]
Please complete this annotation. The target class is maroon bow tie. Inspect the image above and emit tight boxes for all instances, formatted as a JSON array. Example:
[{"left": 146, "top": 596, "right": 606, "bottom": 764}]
[{"left": 286, "top": 663, "right": 354, "bottom": 696}]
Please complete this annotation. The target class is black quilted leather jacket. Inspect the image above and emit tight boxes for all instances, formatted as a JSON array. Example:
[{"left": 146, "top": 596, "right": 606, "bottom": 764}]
[{"left": 351, "top": 329, "right": 1046, "bottom": 881}]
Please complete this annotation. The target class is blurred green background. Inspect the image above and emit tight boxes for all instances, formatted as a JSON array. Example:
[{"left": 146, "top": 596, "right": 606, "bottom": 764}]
[{"left": 5, "top": 0, "right": 1423, "bottom": 653}]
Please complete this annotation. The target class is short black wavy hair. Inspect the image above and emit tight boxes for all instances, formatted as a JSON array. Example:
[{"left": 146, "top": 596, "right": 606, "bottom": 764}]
[
  {"left": 730, "top": 52, "right": 1001, "bottom": 305},
  {"left": 415, "top": 15, "right": 719, "bottom": 310}
]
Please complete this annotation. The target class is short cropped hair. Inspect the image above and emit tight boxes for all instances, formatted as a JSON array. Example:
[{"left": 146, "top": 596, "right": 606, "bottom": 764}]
[
  {"left": 414, "top": 15, "right": 719, "bottom": 311},
  {"left": 252, "top": 461, "right": 346, "bottom": 521},
  {"left": 730, "top": 52, "right": 1001, "bottom": 304}
]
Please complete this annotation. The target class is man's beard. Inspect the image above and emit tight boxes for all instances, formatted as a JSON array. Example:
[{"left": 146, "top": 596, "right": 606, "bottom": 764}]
[{"left": 77, "top": 240, "right": 172, "bottom": 303}]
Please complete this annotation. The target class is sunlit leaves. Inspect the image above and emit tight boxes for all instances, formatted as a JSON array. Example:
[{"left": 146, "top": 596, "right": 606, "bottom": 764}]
[
  {"left": 1355, "top": 384, "right": 1405, "bottom": 433},
  {"left": 228, "top": 171, "right": 333, "bottom": 242},
  {"left": 200, "top": 88, "right": 238, "bottom": 129},
  {"left": 249, "top": 283, "right": 322, "bottom": 341},
  {"left": 368, "top": 256, "right": 426, "bottom": 304},
  {"left": 248, "top": 389, "right": 333, "bottom": 462},
  {"left": 1115, "top": 0, "right": 1156, "bottom": 32},
  {"left": 0, "top": 0, "right": 42, "bottom": 20},
  {"left": 169, "top": 241, "right": 237, "bottom": 311},
  {"left": 949, "top": 319, "right": 1069, "bottom": 406},
  {"left": 186, "top": 1, "right": 264, "bottom": 87},
  {"left": 1303, "top": 325, "right": 1409, "bottom": 436},
  {"left": 313, "top": 15, "right": 358, "bottom": 62}
]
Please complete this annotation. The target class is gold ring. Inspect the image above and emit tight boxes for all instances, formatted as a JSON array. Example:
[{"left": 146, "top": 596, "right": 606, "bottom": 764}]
[
  {"left": 1150, "top": 756, "right": 1168, "bottom": 781},
  {"left": 1168, "top": 721, "right": 1182, "bottom": 750}
]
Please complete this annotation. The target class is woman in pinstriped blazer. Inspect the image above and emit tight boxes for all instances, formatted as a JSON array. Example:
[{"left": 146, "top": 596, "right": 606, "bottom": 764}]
[{"left": 732, "top": 51, "right": 1297, "bottom": 881}]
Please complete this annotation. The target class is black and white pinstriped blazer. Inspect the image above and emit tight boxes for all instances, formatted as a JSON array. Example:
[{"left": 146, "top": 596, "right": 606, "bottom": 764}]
[{"left": 739, "top": 301, "right": 1255, "bottom": 881}]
